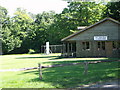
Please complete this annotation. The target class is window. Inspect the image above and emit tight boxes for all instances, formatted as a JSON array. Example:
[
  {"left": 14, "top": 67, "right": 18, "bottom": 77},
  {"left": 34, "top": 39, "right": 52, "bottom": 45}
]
[
  {"left": 82, "top": 42, "right": 85, "bottom": 50},
  {"left": 97, "top": 41, "right": 105, "bottom": 50},
  {"left": 86, "top": 42, "right": 90, "bottom": 49},
  {"left": 65, "top": 43, "right": 68, "bottom": 52},
  {"left": 72, "top": 43, "right": 76, "bottom": 52},
  {"left": 118, "top": 42, "right": 120, "bottom": 49},
  {"left": 98, "top": 42, "right": 101, "bottom": 49},
  {"left": 101, "top": 42, "right": 105, "bottom": 50},
  {"left": 113, "top": 41, "right": 117, "bottom": 50},
  {"left": 82, "top": 42, "right": 90, "bottom": 50},
  {"left": 113, "top": 41, "right": 120, "bottom": 50}
]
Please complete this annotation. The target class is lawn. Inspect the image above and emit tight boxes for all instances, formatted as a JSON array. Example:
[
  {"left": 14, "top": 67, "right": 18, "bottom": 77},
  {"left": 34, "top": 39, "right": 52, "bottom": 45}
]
[{"left": 0, "top": 53, "right": 120, "bottom": 88}]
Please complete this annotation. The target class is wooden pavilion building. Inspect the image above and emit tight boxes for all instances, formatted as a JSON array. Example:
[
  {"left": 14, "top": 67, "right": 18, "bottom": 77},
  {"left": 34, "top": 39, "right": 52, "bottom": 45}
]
[{"left": 61, "top": 18, "right": 120, "bottom": 58}]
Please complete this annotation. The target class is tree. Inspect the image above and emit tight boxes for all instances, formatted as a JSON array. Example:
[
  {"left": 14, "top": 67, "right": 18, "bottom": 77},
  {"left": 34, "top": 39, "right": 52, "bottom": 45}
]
[
  {"left": 9, "top": 8, "right": 34, "bottom": 53},
  {"left": 63, "top": 2, "right": 106, "bottom": 25},
  {"left": 0, "top": 6, "right": 13, "bottom": 54},
  {"left": 32, "top": 11, "right": 56, "bottom": 51},
  {"left": 1, "top": 7, "right": 34, "bottom": 54},
  {"left": 47, "top": 2, "right": 107, "bottom": 44},
  {"left": 1, "top": 1, "right": 109, "bottom": 54},
  {"left": 104, "top": 1, "right": 120, "bottom": 21}
]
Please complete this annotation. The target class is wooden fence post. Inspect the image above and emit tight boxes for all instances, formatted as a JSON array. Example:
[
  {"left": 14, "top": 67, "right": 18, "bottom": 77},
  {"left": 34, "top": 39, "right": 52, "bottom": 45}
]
[
  {"left": 38, "top": 63, "right": 42, "bottom": 80},
  {"left": 83, "top": 61, "right": 88, "bottom": 75}
]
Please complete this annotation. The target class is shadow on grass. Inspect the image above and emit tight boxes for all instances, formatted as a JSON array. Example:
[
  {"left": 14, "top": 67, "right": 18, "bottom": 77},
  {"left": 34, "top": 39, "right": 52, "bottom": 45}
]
[
  {"left": 20, "top": 60, "right": 119, "bottom": 88},
  {"left": 42, "top": 57, "right": 119, "bottom": 65},
  {"left": 16, "top": 56, "right": 57, "bottom": 59},
  {"left": 49, "top": 56, "right": 63, "bottom": 60}
]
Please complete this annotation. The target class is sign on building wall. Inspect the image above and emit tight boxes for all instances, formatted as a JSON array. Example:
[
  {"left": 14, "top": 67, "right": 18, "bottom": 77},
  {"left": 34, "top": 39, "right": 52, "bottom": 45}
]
[{"left": 94, "top": 36, "right": 108, "bottom": 40}]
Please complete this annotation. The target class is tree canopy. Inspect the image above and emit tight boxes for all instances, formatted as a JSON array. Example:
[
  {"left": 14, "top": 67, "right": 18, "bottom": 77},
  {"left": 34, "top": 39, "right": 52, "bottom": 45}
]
[
  {"left": 1, "top": 1, "right": 119, "bottom": 54},
  {"left": 104, "top": 1, "right": 120, "bottom": 21}
]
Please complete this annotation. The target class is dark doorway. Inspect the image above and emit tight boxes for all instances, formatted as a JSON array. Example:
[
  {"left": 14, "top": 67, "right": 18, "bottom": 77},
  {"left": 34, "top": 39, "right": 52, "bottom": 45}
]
[{"left": 97, "top": 41, "right": 106, "bottom": 57}]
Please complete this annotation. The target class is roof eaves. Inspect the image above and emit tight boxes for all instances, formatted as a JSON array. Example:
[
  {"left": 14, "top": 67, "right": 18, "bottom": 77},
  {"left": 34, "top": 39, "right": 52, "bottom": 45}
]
[{"left": 107, "top": 17, "right": 120, "bottom": 25}]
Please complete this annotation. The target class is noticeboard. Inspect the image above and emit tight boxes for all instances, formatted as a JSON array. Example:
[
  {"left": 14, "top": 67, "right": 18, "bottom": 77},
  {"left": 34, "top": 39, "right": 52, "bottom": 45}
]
[{"left": 94, "top": 36, "right": 108, "bottom": 40}]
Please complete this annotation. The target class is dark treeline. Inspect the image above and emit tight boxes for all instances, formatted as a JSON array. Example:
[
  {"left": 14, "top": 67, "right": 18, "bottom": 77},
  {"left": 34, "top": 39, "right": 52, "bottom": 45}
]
[{"left": 1, "top": 1, "right": 120, "bottom": 54}]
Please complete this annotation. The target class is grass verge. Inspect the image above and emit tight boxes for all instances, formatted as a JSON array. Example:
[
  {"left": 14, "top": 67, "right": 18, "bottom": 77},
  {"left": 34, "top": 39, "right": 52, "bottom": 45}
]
[{"left": 0, "top": 54, "right": 119, "bottom": 88}]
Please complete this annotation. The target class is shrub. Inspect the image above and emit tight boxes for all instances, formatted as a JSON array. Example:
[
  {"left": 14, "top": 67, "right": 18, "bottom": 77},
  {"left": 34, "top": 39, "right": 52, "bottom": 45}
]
[{"left": 28, "top": 49, "right": 35, "bottom": 54}]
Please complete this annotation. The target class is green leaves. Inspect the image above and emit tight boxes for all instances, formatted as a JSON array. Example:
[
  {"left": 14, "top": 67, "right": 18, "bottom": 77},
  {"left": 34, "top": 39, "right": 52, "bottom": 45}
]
[
  {"left": 104, "top": 1, "right": 120, "bottom": 21},
  {"left": 2, "top": 1, "right": 118, "bottom": 54},
  {"left": 1, "top": 7, "right": 34, "bottom": 54},
  {"left": 46, "top": 2, "right": 107, "bottom": 45}
]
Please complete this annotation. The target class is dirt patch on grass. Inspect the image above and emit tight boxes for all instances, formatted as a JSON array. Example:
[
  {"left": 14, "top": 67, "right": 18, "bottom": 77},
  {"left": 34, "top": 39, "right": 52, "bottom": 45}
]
[{"left": 77, "top": 79, "right": 120, "bottom": 88}]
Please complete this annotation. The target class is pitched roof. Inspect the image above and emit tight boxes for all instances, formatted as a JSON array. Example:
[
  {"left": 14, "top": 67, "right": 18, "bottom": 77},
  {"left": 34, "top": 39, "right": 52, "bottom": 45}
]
[{"left": 61, "top": 17, "right": 120, "bottom": 42}]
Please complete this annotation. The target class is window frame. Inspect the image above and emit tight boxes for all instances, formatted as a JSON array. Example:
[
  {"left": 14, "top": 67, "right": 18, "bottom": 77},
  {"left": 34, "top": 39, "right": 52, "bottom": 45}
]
[
  {"left": 82, "top": 42, "right": 90, "bottom": 51},
  {"left": 97, "top": 41, "right": 105, "bottom": 50}
]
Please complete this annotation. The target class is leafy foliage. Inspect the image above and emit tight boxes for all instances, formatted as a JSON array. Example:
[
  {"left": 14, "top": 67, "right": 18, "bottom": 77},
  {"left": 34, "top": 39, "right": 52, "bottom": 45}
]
[
  {"left": 104, "top": 1, "right": 120, "bottom": 21},
  {"left": 47, "top": 2, "right": 106, "bottom": 44},
  {"left": 1, "top": 7, "right": 34, "bottom": 54},
  {"left": 1, "top": 1, "right": 119, "bottom": 54}
]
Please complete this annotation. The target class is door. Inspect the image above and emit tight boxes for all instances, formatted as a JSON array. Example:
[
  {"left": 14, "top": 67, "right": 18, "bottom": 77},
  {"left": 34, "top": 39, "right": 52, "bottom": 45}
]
[
  {"left": 97, "top": 41, "right": 106, "bottom": 57},
  {"left": 105, "top": 41, "right": 113, "bottom": 57}
]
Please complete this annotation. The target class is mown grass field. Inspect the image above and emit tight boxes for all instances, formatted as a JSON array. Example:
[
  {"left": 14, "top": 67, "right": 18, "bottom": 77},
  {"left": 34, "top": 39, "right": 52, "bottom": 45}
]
[{"left": 0, "top": 53, "right": 120, "bottom": 88}]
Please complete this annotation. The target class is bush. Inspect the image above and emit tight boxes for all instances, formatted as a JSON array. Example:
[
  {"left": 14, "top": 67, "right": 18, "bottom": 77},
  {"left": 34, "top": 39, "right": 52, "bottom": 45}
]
[{"left": 28, "top": 49, "right": 35, "bottom": 54}]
